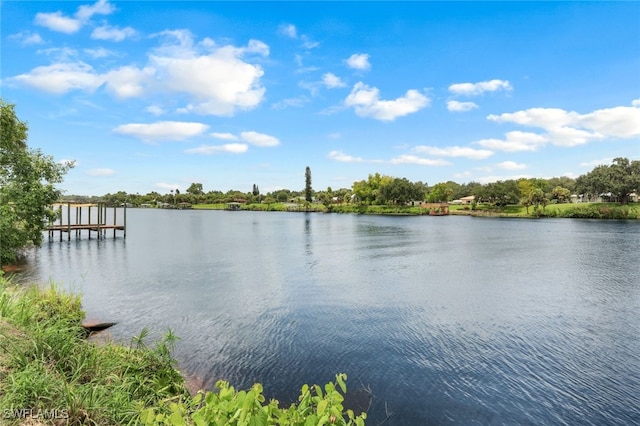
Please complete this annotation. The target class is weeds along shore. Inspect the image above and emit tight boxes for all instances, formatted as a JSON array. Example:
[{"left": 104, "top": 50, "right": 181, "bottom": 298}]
[{"left": 0, "top": 277, "right": 366, "bottom": 425}]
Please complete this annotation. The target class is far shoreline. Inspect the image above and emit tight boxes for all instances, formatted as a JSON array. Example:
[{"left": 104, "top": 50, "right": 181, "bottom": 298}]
[{"left": 185, "top": 201, "right": 640, "bottom": 220}]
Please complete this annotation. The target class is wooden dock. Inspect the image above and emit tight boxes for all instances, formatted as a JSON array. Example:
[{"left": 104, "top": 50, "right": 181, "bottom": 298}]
[{"left": 47, "top": 202, "right": 126, "bottom": 241}]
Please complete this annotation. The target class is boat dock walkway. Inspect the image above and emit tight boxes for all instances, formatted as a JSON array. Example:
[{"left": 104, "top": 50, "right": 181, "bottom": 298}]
[{"left": 47, "top": 202, "right": 126, "bottom": 241}]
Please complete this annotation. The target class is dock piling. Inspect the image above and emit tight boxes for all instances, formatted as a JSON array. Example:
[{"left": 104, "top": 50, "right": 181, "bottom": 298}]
[{"left": 46, "top": 202, "right": 126, "bottom": 241}]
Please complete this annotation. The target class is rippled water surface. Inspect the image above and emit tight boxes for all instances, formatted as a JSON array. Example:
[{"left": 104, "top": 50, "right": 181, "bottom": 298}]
[{"left": 21, "top": 210, "right": 640, "bottom": 425}]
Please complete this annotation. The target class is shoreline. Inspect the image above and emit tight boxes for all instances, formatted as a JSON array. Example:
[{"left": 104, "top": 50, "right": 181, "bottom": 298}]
[{"left": 190, "top": 201, "right": 640, "bottom": 220}]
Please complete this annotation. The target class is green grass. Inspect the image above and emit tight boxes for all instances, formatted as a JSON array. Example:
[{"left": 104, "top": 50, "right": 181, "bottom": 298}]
[
  {"left": 543, "top": 202, "right": 640, "bottom": 219},
  {"left": 190, "top": 201, "right": 640, "bottom": 219},
  {"left": 0, "top": 278, "right": 189, "bottom": 425},
  {"left": 191, "top": 203, "right": 226, "bottom": 210},
  {"left": 449, "top": 202, "right": 640, "bottom": 219}
]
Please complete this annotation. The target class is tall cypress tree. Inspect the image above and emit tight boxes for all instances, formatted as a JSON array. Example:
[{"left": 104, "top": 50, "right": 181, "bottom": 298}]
[{"left": 304, "top": 166, "right": 313, "bottom": 202}]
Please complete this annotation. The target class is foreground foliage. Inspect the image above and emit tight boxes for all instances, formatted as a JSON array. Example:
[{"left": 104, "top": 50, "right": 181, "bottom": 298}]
[
  {"left": 0, "top": 277, "right": 188, "bottom": 424},
  {"left": 0, "top": 100, "right": 73, "bottom": 266},
  {"left": 0, "top": 277, "right": 366, "bottom": 425},
  {"left": 140, "top": 374, "right": 366, "bottom": 426}
]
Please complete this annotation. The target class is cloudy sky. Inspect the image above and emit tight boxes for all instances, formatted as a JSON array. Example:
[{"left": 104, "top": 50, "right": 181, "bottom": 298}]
[{"left": 2, "top": 1, "right": 639, "bottom": 195}]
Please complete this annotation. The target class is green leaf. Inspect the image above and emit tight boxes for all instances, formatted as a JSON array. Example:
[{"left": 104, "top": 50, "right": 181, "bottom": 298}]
[
  {"left": 168, "top": 411, "right": 187, "bottom": 426},
  {"left": 317, "top": 399, "right": 328, "bottom": 416},
  {"left": 248, "top": 410, "right": 268, "bottom": 426},
  {"left": 336, "top": 374, "right": 347, "bottom": 394}
]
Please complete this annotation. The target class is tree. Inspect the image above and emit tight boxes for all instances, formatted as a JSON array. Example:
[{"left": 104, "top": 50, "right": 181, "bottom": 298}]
[
  {"left": 517, "top": 179, "right": 534, "bottom": 214},
  {"left": 186, "top": 183, "right": 204, "bottom": 196},
  {"left": 252, "top": 184, "right": 260, "bottom": 197},
  {"left": 608, "top": 157, "right": 640, "bottom": 204},
  {"left": 1, "top": 100, "right": 73, "bottom": 266},
  {"left": 426, "top": 182, "right": 454, "bottom": 203},
  {"left": 551, "top": 186, "right": 571, "bottom": 203},
  {"left": 529, "top": 187, "right": 547, "bottom": 215},
  {"left": 547, "top": 176, "right": 576, "bottom": 194},
  {"left": 351, "top": 173, "right": 393, "bottom": 205},
  {"left": 476, "top": 180, "right": 519, "bottom": 206},
  {"left": 304, "top": 166, "right": 313, "bottom": 203},
  {"left": 576, "top": 158, "right": 639, "bottom": 203},
  {"left": 379, "top": 178, "right": 416, "bottom": 205}
]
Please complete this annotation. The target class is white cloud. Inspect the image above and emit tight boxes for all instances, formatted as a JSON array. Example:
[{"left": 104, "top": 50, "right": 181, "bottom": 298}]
[
  {"left": 10, "top": 62, "right": 103, "bottom": 94},
  {"left": 488, "top": 104, "right": 640, "bottom": 146},
  {"left": 633, "top": 99, "right": 640, "bottom": 107},
  {"left": 113, "top": 121, "right": 209, "bottom": 142},
  {"left": 301, "top": 36, "right": 319, "bottom": 49},
  {"left": 35, "top": 12, "right": 82, "bottom": 34},
  {"left": 86, "top": 168, "right": 115, "bottom": 176},
  {"left": 144, "top": 105, "right": 166, "bottom": 115},
  {"left": 389, "top": 155, "right": 451, "bottom": 166},
  {"left": 83, "top": 47, "right": 114, "bottom": 58},
  {"left": 475, "top": 174, "right": 531, "bottom": 184},
  {"left": 240, "top": 131, "right": 280, "bottom": 147},
  {"left": 10, "top": 30, "right": 266, "bottom": 114},
  {"left": 327, "top": 150, "right": 365, "bottom": 163},
  {"left": 103, "top": 66, "right": 154, "bottom": 98},
  {"left": 495, "top": 161, "right": 527, "bottom": 170},
  {"left": 91, "top": 24, "right": 136, "bottom": 41},
  {"left": 185, "top": 143, "right": 248, "bottom": 155},
  {"left": 453, "top": 171, "right": 472, "bottom": 179},
  {"left": 149, "top": 38, "right": 267, "bottom": 115},
  {"left": 145, "top": 105, "right": 165, "bottom": 116},
  {"left": 579, "top": 157, "right": 613, "bottom": 168},
  {"left": 155, "top": 182, "right": 181, "bottom": 192},
  {"left": 476, "top": 131, "right": 548, "bottom": 152},
  {"left": 449, "top": 79, "right": 512, "bottom": 96},
  {"left": 578, "top": 106, "right": 640, "bottom": 139},
  {"left": 278, "top": 24, "right": 317, "bottom": 48},
  {"left": 9, "top": 31, "right": 44, "bottom": 46},
  {"left": 211, "top": 132, "right": 239, "bottom": 141},
  {"left": 35, "top": 0, "right": 115, "bottom": 34},
  {"left": 447, "top": 100, "right": 478, "bottom": 112},
  {"left": 75, "top": 0, "right": 115, "bottom": 21},
  {"left": 345, "top": 82, "right": 430, "bottom": 121},
  {"left": 346, "top": 53, "right": 371, "bottom": 71},
  {"left": 245, "top": 39, "right": 270, "bottom": 56},
  {"left": 488, "top": 108, "right": 574, "bottom": 129},
  {"left": 413, "top": 145, "right": 493, "bottom": 160},
  {"left": 36, "top": 47, "right": 79, "bottom": 61},
  {"left": 322, "top": 73, "right": 346, "bottom": 89},
  {"left": 271, "top": 96, "right": 310, "bottom": 109},
  {"left": 279, "top": 24, "right": 297, "bottom": 38}
]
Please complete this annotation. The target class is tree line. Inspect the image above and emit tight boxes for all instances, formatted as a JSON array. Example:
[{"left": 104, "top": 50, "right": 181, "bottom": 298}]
[{"left": 66, "top": 158, "right": 638, "bottom": 212}]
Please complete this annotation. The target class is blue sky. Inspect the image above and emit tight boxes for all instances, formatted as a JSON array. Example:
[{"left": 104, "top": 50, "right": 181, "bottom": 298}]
[{"left": 2, "top": 1, "right": 639, "bottom": 196}]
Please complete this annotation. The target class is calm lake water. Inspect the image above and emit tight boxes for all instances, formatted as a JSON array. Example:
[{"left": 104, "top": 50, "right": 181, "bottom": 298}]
[{"left": 19, "top": 209, "right": 640, "bottom": 425}]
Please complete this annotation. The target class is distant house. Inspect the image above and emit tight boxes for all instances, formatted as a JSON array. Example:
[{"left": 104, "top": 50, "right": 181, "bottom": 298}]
[{"left": 456, "top": 195, "right": 475, "bottom": 205}]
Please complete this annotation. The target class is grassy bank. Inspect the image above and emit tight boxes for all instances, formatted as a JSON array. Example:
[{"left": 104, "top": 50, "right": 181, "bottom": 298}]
[
  {"left": 0, "top": 278, "right": 366, "bottom": 425},
  {"left": 450, "top": 202, "right": 640, "bottom": 219},
  {"left": 194, "top": 202, "right": 427, "bottom": 215},
  {"left": 194, "top": 201, "right": 639, "bottom": 219},
  {"left": 0, "top": 278, "right": 188, "bottom": 424}
]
